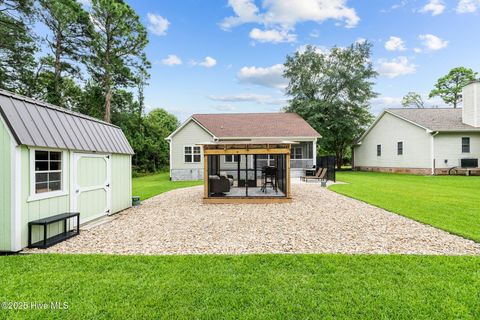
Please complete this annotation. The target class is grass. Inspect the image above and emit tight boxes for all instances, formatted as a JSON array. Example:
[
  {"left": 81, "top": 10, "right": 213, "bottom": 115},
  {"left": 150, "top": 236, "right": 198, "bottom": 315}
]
[
  {"left": 330, "top": 171, "right": 480, "bottom": 242},
  {"left": 132, "top": 171, "right": 202, "bottom": 200},
  {"left": 0, "top": 254, "right": 479, "bottom": 319}
]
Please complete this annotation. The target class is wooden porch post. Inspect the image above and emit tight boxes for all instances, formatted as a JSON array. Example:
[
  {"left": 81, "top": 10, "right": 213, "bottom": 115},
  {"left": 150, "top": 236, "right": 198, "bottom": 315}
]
[
  {"left": 286, "top": 151, "right": 291, "bottom": 198},
  {"left": 204, "top": 154, "right": 208, "bottom": 198}
]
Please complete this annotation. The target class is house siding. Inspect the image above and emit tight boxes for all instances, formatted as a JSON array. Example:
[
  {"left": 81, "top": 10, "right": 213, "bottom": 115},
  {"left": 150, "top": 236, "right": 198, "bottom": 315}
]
[
  {"left": 434, "top": 132, "right": 480, "bottom": 169},
  {"left": 170, "top": 120, "right": 214, "bottom": 181},
  {"left": 354, "top": 112, "right": 431, "bottom": 171},
  {"left": 0, "top": 117, "right": 12, "bottom": 251}
]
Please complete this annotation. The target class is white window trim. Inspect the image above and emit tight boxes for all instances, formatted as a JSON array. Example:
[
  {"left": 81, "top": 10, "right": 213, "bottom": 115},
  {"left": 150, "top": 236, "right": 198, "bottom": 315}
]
[
  {"left": 183, "top": 145, "right": 202, "bottom": 164},
  {"left": 28, "top": 148, "right": 68, "bottom": 202},
  {"left": 291, "top": 146, "right": 303, "bottom": 160},
  {"left": 461, "top": 137, "right": 470, "bottom": 154}
]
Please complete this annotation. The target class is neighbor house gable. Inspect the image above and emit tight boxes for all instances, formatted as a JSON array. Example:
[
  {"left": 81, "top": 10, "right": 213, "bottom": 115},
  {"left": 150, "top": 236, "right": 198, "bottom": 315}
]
[{"left": 355, "top": 110, "right": 431, "bottom": 145}]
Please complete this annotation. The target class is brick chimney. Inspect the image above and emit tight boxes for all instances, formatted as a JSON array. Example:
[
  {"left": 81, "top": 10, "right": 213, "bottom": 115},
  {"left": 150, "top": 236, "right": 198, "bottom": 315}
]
[{"left": 462, "top": 81, "right": 480, "bottom": 127}]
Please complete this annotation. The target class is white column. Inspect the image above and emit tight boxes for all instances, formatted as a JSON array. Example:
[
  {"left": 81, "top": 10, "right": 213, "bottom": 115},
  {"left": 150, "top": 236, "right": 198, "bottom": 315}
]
[{"left": 312, "top": 138, "right": 317, "bottom": 167}]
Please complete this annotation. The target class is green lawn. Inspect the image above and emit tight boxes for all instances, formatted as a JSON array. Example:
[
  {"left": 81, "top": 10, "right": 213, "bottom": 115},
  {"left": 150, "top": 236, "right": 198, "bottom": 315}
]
[
  {"left": 0, "top": 254, "right": 479, "bottom": 319},
  {"left": 132, "top": 171, "right": 202, "bottom": 200},
  {"left": 330, "top": 172, "right": 480, "bottom": 242}
]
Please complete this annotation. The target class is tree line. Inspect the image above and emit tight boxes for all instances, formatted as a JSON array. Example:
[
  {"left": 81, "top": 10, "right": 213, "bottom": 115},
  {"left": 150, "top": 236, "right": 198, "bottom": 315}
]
[
  {"left": 0, "top": 0, "right": 178, "bottom": 173},
  {"left": 402, "top": 67, "right": 478, "bottom": 108},
  {"left": 282, "top": 43, "right": 479, "bottom": 168}
]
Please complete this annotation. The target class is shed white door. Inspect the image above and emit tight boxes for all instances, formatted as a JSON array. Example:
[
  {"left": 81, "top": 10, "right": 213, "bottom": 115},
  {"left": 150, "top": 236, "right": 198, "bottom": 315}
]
[{"left": 72, "top": 153, "right": 111, "bottom": 223}]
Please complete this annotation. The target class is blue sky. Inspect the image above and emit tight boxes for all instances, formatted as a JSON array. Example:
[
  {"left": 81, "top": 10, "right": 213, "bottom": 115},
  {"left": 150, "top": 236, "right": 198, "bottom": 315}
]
[{"left": 121, "top": 0, "right": 480, "bottom": 120}]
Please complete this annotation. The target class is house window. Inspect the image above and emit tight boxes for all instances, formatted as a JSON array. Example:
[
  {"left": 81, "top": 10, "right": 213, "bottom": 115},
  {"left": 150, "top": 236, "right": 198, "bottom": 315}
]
[
  {"left": 377, "top": 144, "right": 381, "bottom": 157},
  {"left": 225, "top": 155, "right": 239, "bottom": 163},
  {"left": 291, "top": 147, "right": 303, "bottom": 159},
  {"left": 184, "top": 146, "right": 201, "bottom": 163},
  {"left": 462, "top": 137, "right": 470, "bottom": 153},
  {"left": 258, "top": 154, "right": 275, "bottom": 166},
  {"left": 397, "top": 142, "right": 403, "bottom": 155},
  {"left": 34, "top": 150, "right": 62, "bottom": 194}
]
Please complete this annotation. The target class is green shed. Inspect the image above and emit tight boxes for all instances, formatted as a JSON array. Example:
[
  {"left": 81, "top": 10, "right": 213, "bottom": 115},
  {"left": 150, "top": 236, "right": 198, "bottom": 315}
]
[{"left": 0, "top": 89, "right": 133, "bottom": 252}]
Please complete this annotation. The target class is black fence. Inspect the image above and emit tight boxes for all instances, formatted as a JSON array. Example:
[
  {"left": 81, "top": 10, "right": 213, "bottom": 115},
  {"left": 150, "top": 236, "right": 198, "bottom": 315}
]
[{"left": 317, "top": 155, "right": 336, "bottom": 182}]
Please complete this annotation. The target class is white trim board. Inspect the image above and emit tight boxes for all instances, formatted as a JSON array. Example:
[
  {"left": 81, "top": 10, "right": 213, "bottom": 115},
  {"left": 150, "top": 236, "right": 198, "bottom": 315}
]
[{"left": 166, "top": 117, "right": 217, "bottom": 140}]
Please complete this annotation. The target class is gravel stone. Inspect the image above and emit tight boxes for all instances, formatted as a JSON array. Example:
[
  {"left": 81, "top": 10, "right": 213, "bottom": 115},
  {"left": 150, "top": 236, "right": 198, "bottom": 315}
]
[{"left": 30, "top": 183, "right": 480, "bottom": 255}]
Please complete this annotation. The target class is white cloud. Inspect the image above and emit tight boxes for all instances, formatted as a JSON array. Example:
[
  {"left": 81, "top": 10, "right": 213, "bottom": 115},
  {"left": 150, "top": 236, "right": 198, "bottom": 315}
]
[
  {"left": 384, "top": 36, "right": 406, "bottom": 51},
  {"left": 418, "top": 34, "right": 448, "bottom": 50},
  {"left": 456, "top": 0, "right": 480, "bottom": 13},
  {"left": 195, "top": 56, "right": 217, "bottom": 68},
  {"left": 370, "top": 96, "right": 403, "bottom": 114},
  {"left": 161, "top": 54, "right": 182, "bottom": 66},
  {"left": 309, "top": 29, "right": 320, "bottom": 38},
  {"left": 208, "top": 93, "right": 287, "bottom": 105},
  {"left": 420, "top": 0, "right": 446, "bottom": 15},
  {"left": 237, "top": 64, "right": 288, "bottom": 89},
  {"left": 249, "top": 28, "right": 296, "bottom": 43},
  {"left": 413, "top": 47, "right": 423, "bottom": 53},
  {"left": 147, "top": 13, "right": 170, "bottom": 36},
  {"left": 213, "top": 104, "right": 236, "bottom": 111},
  {"left": 377, "top": 56, "right": 417, "bottom": 78},
  {"left": 355, "top": 37, "right": 367, "bottom": 44},
  {"left": 221, "top": 0, "right": 360, "bottom": 35}
]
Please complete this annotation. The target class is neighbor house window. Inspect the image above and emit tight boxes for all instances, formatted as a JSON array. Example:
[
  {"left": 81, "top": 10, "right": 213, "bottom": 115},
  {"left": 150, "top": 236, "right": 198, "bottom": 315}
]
[
  {"left": 184, "top": 146, "right": 201, "bottom": 163},
  {"left": 377, "top": 144, "right": 381, "bottom": 156},
  {"left": 397, "top": 142, "right": 403, "bottom": 155},
  {"left": 291, "top": 147, "right": 303, "bottom": 159},
  {"left": 462, "top": 137, "right": 470, "bottom": 153},
  {"left": 225, "top": 155, "right": 239, "bottom": 163},
  {"left": 34, "top": 150, "right": 62, "bottom": 194}
]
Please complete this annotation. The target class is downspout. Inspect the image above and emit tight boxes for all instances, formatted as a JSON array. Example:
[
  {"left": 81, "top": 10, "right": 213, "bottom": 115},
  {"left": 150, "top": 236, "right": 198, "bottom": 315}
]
[
  {"left": 167, "top": 138, "right": 172, "bottom": 180},
  {"left": 430, "top": 131, "right": 439, "bottom": 175}
]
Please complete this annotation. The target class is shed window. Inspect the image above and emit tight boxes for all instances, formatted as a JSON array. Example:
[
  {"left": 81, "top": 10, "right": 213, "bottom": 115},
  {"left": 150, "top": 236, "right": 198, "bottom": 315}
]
[
  {"left": 462, "top": 137, "right": 470, "bottom": 153},
  {"left": 184, "top": 146, "right": 201, "bottom": 163},
  {"left": 291, "top": 147, "right": 303, "bottom": 159},
  {"left": 397, "top": 142, "right": 403, "bottom": 155},
  {"left": 377, "top": 144, "right": 381, "bottom": 157},
  {"left": 34, "top": 150, "right": 62, "bottom": 194},
  {"left": 225, "top": 155, "right": 239, "bottom": 163}
]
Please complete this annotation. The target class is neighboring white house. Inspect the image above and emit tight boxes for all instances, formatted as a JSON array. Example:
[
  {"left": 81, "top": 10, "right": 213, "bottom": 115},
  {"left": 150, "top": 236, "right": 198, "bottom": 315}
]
[
  {"left": 353, "top": 81, "right": 480, "bottom": 175},
  {"left": 166, "top": 113, "right": 321, "bottom": 180}
]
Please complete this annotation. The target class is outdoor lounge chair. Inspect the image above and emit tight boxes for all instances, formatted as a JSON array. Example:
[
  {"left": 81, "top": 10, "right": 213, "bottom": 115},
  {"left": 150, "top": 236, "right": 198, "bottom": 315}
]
[{"left": 302, "top": 168, "right": 327, "bottom": 183}]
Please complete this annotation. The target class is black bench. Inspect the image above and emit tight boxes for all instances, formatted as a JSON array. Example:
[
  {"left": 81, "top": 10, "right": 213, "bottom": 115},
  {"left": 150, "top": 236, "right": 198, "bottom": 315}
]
[{"left": 28, "top": 212, "right": 80, "bottom": 249}]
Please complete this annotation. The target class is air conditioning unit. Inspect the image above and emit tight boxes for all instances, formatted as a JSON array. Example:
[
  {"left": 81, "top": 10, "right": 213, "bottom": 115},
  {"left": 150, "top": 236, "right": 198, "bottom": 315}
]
[{"left": 461, "top": 158, "right": 478, "bottom": 168}]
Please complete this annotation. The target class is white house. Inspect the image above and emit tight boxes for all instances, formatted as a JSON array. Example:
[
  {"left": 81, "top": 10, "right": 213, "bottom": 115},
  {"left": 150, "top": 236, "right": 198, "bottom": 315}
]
[
  {"left": 353, "top": 81, "right": 480, "bottom": 175},
  {"left": 166, "top": 113, "right": 321, "bottom": 181}
]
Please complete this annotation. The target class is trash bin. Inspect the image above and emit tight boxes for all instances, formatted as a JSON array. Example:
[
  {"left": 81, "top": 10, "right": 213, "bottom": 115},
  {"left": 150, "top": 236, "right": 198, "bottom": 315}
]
[{"left": 132, "top": 196, "right": 141, "bottom": 206}]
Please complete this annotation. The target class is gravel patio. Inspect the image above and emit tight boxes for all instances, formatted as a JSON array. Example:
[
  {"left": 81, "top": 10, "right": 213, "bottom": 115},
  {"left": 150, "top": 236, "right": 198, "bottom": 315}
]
[{"left": 34, "top": 183, "right": 480, "bottom": 255}]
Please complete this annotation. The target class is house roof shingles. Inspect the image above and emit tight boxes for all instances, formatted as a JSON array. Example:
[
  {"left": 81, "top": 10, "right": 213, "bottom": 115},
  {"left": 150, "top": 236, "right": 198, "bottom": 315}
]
[
  {"left": 0, "top": 89, "right": 134, "bottom": 154},
  {"left": 191, "top": 113, "right": 320, "bottom": 138},
  {"left": 387, "top": 108, "right": 480, "bottom": 132}
]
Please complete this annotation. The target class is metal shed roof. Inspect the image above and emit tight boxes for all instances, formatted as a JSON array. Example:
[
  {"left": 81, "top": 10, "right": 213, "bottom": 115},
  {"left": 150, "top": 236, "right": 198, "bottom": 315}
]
[{"left": 0, "top": 89, "right": 134, "bottom": 155}]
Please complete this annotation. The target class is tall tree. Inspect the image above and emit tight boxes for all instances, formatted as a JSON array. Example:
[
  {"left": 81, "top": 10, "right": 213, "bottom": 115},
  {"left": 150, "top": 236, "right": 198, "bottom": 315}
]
[
  {"left": 429, "top": 67, "right": 477, "bottom": 108},
  {"left": 0, "top": 0, "right": 37, "bottom": 94},
  {"left": 87, "top": 0, "right": 150, "bottom": 123},
  {"left": 402, "top": 92, "right": 425, "bottom": 108},
  {"left": 284, "top": 43, "right": 377, "bottom": 168},
  {"left": 37, "top": 0, "right": 91, "bottom": 106}
]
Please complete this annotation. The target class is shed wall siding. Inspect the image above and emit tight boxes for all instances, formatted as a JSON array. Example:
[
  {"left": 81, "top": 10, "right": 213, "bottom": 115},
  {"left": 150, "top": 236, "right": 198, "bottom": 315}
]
[
  {"left": 111, "top": 154, "right": 132, "bottom": 213},
  {"left": 20, "top": 146, "right": 70, "bottom": 247},
  {"left": 354, "top": 113, "right": 431, "bottom": 169},
  {"left": 170, "top": 120, "right": 213, "bottom": 180},
  {"left": 0, "top": 117, "right": 12, "bottom": 251},
  {"left": 434, "top": 132, "right": 480, "bottom": 168}
]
